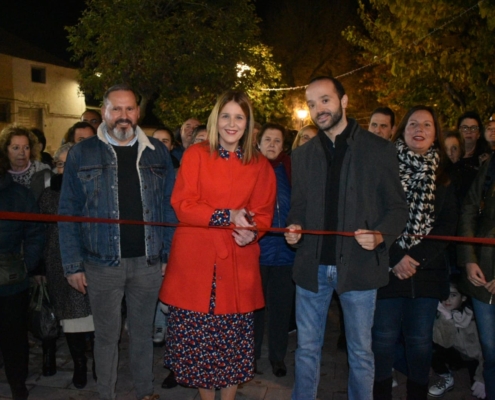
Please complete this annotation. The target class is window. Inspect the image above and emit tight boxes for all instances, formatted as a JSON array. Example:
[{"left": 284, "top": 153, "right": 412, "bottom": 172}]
[
  {"left": 31, "top": 67, "right": 46, "bottom": 83},
  {"left": 17, "top": 107, "right": 43, "bottom": 129},
  {"left": 0, "top": 103, "right": 10, "bottom": 123}
]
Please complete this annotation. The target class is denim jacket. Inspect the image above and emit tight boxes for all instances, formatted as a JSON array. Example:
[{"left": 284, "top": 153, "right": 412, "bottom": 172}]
[{"left": 58, "top": 124, "right": 176, "bottom": 276}]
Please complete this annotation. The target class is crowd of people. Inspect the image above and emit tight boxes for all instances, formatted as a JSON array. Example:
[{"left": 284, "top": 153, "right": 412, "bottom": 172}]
[{"left": 0, "top": 77, "right": 494, "bottom": 400}]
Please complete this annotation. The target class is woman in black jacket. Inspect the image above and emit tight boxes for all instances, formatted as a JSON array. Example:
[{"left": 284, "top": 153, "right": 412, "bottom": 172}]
[
  {"left": 0, "top": 147, "right": 44, "bottom": 400},
  {"left": 372, "top": 106, "right": 458, "bottom": 400}
]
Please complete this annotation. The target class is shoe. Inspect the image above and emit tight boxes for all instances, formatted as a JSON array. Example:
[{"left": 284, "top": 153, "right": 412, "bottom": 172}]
[
  {"left": 270, "top": 360, "right": 287, "bottom": 377},
  {"left": 11, "top": 384, "right": 28, "bottom": 400},
  {"left": 428, "top": 373, "right": 454, "bottom": 397},
  {"left": 42, "top": 338, "right": 57, "bottom": 376},
  {"left": 161, "top": 371, "right": 178, "bottom": 389},
  {"left": 140, "top": 395, "right": 159, "bottom": 400},
  {"left": 153, "top": 327, "right": 165, "bottom": 344}
]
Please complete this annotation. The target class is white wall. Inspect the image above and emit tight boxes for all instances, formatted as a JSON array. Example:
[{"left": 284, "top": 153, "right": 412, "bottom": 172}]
[{"left": 11, "top": 57, "right": 86, "bottom": 154}]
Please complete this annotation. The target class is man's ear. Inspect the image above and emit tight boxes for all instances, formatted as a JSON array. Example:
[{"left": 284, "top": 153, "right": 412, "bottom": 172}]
[{"left": 341, "top": 94, "right": 349, "bottom": 110}]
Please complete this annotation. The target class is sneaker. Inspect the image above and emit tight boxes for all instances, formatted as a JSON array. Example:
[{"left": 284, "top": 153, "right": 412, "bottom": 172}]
[
  {"left": 428, "top": 373, "right": 454, "bottom": 397},
  {"left": 153, "top": 327, "right": 165, "bottom": 344}
]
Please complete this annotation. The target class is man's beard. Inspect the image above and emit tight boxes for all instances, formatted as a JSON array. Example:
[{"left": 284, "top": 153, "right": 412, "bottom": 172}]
[
  {"left": 314, "top": 106, "right": 343, "bottom": 132},
  {"left": 109, "top": 119, "right": 136, "bottom": 141}
]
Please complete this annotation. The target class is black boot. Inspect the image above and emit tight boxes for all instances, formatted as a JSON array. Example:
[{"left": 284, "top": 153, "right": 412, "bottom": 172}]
[
  {"left": 406, "top": 379, "right": 428, "bottom": 400},
  {"left": 42, "top": 338, "right": 57, "bottom": 376},
  {"left": 89, "top": 334, "right": 97, "bottom": 382},
  {"left": 373, "top": 377, "right": 393, "bottom": 400},
  {"left": 10, "top": 384, "right": 29, "bottom": 400},
  {"left": 65, "top": 333, "right": 87, "bottom": 388}
]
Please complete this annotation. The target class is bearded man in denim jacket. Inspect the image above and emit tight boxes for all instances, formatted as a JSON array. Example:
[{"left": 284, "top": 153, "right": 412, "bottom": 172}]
[{"left": 58, "top": 84, "right": 175, "bottom": 400}]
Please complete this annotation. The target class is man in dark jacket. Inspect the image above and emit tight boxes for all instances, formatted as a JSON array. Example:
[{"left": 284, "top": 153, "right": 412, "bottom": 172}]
[
  {"left": 59, "top": 84, "right": 175, "bottom": 400},
  {"left": 285, "top": 76, "right": 408, "bottom": 400}
]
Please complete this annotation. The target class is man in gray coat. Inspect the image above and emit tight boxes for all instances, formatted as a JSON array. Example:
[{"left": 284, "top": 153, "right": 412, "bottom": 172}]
[{"left": 285, "top": 76, "right": 408, "bottom": 400}]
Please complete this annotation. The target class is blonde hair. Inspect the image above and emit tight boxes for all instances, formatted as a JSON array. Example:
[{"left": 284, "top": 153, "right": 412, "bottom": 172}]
[
  {"left": 292, "top": 125, "right": 318, "bottom": 150},
  {"left": 207, "top": 91, "right": 258, "bottom": 164}
]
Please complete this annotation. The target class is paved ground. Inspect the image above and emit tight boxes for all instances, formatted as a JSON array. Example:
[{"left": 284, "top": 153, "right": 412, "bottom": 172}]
[{"left": 0, "top": 301, "right": 476, "bottom": 399}]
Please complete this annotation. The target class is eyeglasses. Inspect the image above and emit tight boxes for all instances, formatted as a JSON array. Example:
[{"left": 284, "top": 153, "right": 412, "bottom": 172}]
[
  {"left": 460, "top": 125, "right": 479, "bottom": 133},
  {"left": 55, "top": 161, "right": 65, "bottom": 168}
]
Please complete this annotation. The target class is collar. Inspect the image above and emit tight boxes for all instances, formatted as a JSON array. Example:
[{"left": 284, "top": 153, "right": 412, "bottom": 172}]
[
  {"left": 8, "top": 161, "right": 31, "bottom": 175},
  {"left": 317, "top": 119, "right": 352, "bottom": 147},
  {"left": 97, "top": 123, "right": 155, "bottom": 151},
  {"left": 218, "top": 144, "right": 243, "bottom": 160}
]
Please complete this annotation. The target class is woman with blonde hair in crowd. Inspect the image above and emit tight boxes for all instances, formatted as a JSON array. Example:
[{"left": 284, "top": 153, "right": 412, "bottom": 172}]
[
  {"left": 160, "top": 90, "right": 276, "bottom": 400},
  {"left": 291, "top": 124, "right": 318, "bottom": 150}
]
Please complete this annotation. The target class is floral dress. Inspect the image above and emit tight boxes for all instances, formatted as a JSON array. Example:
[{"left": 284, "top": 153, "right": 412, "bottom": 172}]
[{"left": 164, "top": 146, "right": 255, "bottom": 389}]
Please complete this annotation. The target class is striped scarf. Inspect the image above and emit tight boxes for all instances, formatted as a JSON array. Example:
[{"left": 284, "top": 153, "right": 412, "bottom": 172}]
[{"left": 395, "top": 139, "right": 439, "bottom": 249}]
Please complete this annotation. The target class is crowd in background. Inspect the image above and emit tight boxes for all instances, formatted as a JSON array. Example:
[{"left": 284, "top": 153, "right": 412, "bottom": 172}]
[{"left": 0, "top": 78, "right": 494, "bottom": 400}]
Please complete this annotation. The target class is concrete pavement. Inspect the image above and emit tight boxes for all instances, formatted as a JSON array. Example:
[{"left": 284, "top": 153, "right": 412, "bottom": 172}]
[{"left": 0, "top": 301, "right": 475, "bottom": 399}]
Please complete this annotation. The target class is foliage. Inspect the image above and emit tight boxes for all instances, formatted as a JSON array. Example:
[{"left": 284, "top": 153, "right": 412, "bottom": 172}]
[
  {"left": 67, "top": 0, "right": 287, "bottom": 126},
  {"left": 344, "top": 0, "right": 495, "bottom": 126},
  {"left": 259, "top": 0, "right": 380, "bottom": 127}
]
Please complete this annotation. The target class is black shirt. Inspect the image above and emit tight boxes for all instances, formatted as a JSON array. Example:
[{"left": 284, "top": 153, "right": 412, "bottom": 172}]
[
  {"left": 319, "top": 124, "right": 351, "bottom": 265},
  {"left": 113, "top": 143, "right": 146, "bottom": 258}
]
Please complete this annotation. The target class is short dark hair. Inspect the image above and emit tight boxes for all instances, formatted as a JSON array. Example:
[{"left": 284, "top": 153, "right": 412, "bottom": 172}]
[
  {"left": 258, "top": 123, "right": 287, "bottom": 144},
  {"left": 371, "top": 107, "right": 395, "bottom": 127},
  {"left": 64, "top": 121, "right": 97, "bottom": 143},
  {"left": 191, "top": 124, "right": 207, "bottom": 143},
  {"left": 82, "top": 109, "right": 102, "bottom": 122},
  {"left": 457, "top": 111, "right": 483, "bottom": 132},
  {"left": 308, "top": 76, "right": 346, "bottom": 100},
  {"left": 30, "top": 128, "right": 46, "bottom": 150},
  {"left": 103, "top": 83, "right": 139, "bottom": 106}
]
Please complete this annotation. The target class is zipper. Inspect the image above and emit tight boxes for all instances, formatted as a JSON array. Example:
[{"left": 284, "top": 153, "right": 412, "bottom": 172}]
[{"left": 411, "top": 275, "right": 416, "bottom": 298}]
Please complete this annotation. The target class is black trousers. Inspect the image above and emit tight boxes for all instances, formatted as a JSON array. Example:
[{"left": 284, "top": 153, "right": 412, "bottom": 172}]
[
  {"left": 0, "top": 289, "right": 30, "bottom": 392},
  {"left": 431, "top": 343, "right": 478, "bottom": 384},
  {"left": 254, "top": 265, "right": 295, "bottom": 362}
]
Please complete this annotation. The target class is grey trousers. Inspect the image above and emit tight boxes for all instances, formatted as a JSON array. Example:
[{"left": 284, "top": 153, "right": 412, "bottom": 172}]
[{"left": 85, "top": 257, "right": 162, "bottom": 400}]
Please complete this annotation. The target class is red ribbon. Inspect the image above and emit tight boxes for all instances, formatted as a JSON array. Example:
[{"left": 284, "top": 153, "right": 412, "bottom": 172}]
[{"left": 1, "top": 211, "right": 494, "bottom": 245}]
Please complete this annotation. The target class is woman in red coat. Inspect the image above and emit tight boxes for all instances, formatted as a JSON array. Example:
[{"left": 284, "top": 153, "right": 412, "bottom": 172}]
[{"left": 160, "top": 91, "right": 276, "bottom": 400}]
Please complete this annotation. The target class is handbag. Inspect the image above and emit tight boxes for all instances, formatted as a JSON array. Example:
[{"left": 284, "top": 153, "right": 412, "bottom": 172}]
[
  {"left": 0, "top": 253, "right": 27, "bottom": 286},
  {"left": 28, "top": 281, "right": 59, "bottom": 340}
]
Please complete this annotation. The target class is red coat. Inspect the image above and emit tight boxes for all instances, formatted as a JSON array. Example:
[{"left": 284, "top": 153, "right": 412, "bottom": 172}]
[{"left": 159, "top": 144, "right": 276, "bottom": 314}]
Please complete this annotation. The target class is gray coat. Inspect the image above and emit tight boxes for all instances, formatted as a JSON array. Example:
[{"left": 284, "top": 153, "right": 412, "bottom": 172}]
[
  {"left": 287, "top": 119, "right": 408, "bottom": 294},
  {"left": 458, "top": 155, "right": 495, "bottom": 304}
]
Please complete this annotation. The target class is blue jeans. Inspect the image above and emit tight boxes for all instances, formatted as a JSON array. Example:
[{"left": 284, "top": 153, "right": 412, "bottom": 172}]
[
  {"left": 292, "top": 265, "right": 376, "bottom": 400},
  {"left": 472, "top": 297, "right": 495, "bottom": 399},
  {"left": 154, "top": 301, "right": 168, "bottom": 329},
  {"left": 85, "top": 257, "right": 162, "bottom": 400},
  {"left": 372, "top": 297, "right": 438, "bottom": 385}
]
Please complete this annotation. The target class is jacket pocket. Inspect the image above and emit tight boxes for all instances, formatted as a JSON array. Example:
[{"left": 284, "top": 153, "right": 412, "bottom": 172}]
[{"left": 77, "top": 168, "right": 102, "bottom": 209}]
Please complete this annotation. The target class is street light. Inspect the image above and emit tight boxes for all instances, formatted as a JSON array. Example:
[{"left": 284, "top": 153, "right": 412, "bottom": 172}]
[{"left": 296, "top": 109, "right": 308, "bottom": 129}]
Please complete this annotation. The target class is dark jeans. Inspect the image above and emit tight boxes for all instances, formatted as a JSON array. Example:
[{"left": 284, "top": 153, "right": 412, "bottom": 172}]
[
  {"left": 0, "top": 289, "right": 29, "bottom": 397},
  {"left": 431, "top": 343, "right": 478, "bottom": 383},
  {"left": 254, "top": 265, "right": 294, "bottom": 362},
  {"left": 372, "top": 297, "right": 438, "bottom": 385},
  {"left": 472, "top": 297, "right": 495, "bottom": 399}
]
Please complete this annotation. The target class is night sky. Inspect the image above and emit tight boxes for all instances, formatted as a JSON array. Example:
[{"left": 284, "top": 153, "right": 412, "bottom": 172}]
[{"left": 1, "top": 0, "right": 273, "bottom": 63}]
